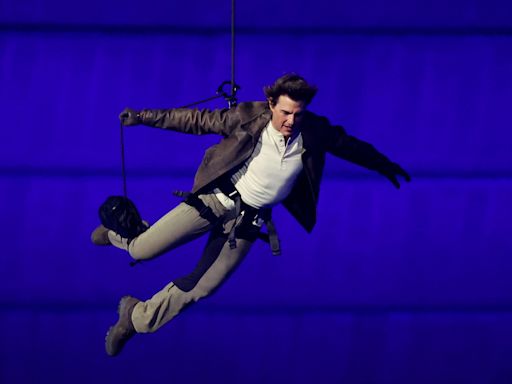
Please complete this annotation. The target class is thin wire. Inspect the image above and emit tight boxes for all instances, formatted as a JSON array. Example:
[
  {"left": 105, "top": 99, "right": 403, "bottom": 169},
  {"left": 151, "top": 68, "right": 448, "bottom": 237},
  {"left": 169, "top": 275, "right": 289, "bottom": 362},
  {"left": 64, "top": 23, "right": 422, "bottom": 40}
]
[
  {"left": 179, "top": 94, "right": 225, "bottom": 109},
  {"left": 231, "top": 0, "right": 236, "bottom": 106},
  {"left": 119, "top": 0, "right": 237, "bottom": 196},
  {"left": 120, "top": 122, "right": 127, "bottom": 197}
]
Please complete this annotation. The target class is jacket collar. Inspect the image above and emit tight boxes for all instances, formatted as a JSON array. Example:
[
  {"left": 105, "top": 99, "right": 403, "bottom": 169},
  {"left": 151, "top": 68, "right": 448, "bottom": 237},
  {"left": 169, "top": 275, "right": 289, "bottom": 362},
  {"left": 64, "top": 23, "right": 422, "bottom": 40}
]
[{"left": 239, "top": 102, "right": 272, "bottom": 137}]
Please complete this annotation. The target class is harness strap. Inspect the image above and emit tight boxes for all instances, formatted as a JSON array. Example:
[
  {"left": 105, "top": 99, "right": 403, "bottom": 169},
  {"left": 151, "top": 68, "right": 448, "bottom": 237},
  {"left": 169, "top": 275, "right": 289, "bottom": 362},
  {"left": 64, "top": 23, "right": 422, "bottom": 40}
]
[
  {"left": 227, "top": 194, "right": 243, "bottom": 249},
  {"left": 217, "top": 178, "right": 281, "bottom": 255},
  {"left": 263, "top": 219, "right": 281, "bottom": 256},
  {"left": 181, "top": 193, "right": 219, "bottom": 224},
  {"left": 174, "top": 183, "right": 281, "bottom": 255}
]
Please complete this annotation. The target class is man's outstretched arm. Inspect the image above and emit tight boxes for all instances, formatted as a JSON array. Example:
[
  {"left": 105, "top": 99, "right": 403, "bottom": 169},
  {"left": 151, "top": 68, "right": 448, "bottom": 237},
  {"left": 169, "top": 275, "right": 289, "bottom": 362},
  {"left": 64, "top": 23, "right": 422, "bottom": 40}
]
[
  {"left": 325, "top": 123, "right": 411, "bottom": 189},
  {"left": 119, "top": 107, "right": 239, "bottom": 137}
]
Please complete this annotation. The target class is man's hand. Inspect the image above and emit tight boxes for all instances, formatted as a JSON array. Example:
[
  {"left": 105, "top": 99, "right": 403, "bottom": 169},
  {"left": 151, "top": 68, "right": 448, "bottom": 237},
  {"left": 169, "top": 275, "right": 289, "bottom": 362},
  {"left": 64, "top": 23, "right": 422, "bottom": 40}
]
[
  {"left": 119, "top": 108, "right": 141, "bottom": 126},
  {"left": 379, "top": 162, "right": 411, "bottom": 189}
]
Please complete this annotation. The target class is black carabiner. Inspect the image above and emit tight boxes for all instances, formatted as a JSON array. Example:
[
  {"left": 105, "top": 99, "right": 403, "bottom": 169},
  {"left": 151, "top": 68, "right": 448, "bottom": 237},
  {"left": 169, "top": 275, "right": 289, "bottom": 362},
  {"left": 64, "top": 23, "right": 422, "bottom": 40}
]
[{"left": 217, "top": 80, "right": 241, "bottom": 108}]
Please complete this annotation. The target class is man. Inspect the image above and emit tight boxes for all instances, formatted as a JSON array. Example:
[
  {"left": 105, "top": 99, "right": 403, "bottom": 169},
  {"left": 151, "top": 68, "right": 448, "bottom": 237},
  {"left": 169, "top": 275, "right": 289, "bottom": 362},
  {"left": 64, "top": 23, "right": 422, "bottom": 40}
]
[{"left": 91, "top": 73, "right": 410, "bottom": 356}]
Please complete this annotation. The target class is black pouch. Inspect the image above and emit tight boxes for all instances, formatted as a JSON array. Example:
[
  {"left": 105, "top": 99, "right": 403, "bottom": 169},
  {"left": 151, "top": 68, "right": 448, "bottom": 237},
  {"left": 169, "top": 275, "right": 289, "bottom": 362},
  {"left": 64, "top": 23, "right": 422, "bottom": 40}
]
[{"left": 98, "top": 195, "right": 148, "bottom": 239}]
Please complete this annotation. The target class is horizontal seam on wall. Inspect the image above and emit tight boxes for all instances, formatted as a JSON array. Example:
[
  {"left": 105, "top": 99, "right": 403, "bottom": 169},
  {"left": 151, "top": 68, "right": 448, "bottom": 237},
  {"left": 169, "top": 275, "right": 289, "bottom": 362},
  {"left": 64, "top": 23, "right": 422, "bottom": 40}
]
[
  {"left": 1, "top": 167, "right": 512, "bottom": 181},
  {"left": 1, "top": 23, "right": 512, "bottom": 36},
  {"left": 3, "top": 302, "right": 512, "bottom": 315}
]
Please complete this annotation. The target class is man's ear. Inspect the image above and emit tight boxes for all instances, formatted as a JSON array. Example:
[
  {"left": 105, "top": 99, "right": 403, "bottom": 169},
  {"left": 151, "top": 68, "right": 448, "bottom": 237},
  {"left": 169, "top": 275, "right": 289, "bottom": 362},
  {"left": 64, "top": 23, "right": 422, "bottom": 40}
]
[{"left": 268, "top": 98, "right": 275, "bottom": 109}]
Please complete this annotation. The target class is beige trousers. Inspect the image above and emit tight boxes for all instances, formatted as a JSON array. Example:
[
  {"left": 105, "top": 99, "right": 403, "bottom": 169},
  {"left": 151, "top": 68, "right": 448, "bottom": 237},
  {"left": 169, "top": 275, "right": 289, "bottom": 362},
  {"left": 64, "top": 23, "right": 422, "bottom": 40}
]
[{"left": 108, "top": 193, "right": 255, "bottom": 333}]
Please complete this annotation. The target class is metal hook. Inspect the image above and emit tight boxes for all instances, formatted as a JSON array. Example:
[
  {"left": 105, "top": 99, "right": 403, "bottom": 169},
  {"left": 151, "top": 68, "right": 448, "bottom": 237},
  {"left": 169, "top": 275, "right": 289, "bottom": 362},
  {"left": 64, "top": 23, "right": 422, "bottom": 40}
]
[{"left": 217, "top": 80, "right": 241, "bottom": 108}]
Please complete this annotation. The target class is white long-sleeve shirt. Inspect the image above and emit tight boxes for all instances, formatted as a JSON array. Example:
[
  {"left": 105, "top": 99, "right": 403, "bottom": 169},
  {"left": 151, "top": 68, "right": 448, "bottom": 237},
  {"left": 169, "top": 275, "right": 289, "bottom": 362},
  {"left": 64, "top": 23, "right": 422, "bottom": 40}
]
[{"left": 215, "top": 121, "right": 304, "bottom": 209}]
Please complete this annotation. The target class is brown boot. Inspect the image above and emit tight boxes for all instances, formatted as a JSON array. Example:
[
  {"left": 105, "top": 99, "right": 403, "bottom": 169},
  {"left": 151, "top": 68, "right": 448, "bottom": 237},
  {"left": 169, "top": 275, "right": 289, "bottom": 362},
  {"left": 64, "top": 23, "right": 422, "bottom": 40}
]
[
  {"left": 90, "top": 224, "right": 111, "bottom": 246},
  {"left": 105, "top": 296, "right": 140, "bottom": 356}
]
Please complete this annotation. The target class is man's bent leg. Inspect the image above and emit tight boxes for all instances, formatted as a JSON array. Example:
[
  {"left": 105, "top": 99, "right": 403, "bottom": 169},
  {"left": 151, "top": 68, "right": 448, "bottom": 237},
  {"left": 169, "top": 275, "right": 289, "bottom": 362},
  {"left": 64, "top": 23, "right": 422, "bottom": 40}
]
[
  {"left": 108, "top": 195, "right": 228, "bottom": 260},
  {"left": 131, "top": 237, "right": 254, "bottom": 333}
]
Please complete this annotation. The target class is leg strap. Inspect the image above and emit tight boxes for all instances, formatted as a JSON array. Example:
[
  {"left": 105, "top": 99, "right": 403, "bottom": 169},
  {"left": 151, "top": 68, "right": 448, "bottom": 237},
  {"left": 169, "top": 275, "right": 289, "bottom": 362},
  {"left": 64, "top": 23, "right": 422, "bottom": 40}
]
[{"left": 182, "top": 193, "right": 219, "bottom": 224}]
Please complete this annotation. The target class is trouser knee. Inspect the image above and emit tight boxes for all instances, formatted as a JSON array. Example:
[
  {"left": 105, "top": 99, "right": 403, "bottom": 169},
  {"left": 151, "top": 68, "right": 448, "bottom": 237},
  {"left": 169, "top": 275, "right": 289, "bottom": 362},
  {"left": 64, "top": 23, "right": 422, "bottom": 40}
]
[{"left": 128, "top": 243, "right": 156, "bottom": 261}]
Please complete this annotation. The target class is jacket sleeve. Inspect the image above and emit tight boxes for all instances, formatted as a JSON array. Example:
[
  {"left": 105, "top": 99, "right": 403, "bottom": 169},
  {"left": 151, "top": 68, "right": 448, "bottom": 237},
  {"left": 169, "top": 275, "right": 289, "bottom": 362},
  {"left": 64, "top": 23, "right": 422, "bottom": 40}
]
[
  {"left": 323, "top": 120, "right": 393, "bottom": 172},
  {"left": 139, "top": 107, "right": 240, "bottom": 137}
]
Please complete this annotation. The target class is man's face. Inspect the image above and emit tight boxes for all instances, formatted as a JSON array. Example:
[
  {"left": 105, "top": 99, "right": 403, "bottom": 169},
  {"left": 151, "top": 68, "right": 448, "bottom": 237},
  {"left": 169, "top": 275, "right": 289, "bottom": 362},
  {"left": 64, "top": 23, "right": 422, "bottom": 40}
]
[{"left": 269, "top": 95, "right": 306, "bottom": 139}]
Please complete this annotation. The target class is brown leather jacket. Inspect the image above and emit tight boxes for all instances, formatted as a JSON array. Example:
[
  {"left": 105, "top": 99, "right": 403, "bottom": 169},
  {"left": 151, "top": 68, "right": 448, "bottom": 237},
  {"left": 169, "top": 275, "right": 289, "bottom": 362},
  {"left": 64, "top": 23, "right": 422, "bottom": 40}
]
[{"left": 140, "top": 101, "right": 393, "bottom": 232}]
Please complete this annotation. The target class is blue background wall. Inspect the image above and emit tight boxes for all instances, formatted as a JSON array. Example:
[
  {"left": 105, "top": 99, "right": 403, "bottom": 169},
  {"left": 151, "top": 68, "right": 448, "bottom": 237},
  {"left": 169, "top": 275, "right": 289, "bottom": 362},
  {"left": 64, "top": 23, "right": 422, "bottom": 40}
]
[{"left": 1, "top": 1, "right": 512, "bottom": 383}]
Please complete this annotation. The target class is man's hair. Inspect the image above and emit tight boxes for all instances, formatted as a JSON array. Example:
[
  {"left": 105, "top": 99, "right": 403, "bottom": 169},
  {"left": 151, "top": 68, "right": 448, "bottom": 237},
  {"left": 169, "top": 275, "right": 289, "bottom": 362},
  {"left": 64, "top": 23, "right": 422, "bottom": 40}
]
[{"left": 264, "top": 73, "right": 318, "bottom": 106}]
